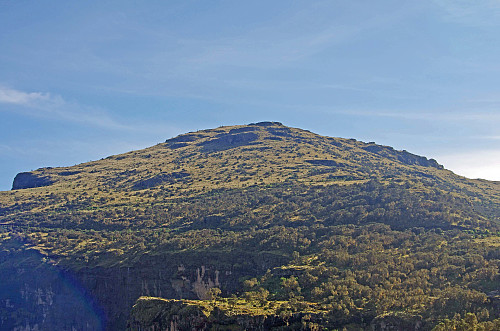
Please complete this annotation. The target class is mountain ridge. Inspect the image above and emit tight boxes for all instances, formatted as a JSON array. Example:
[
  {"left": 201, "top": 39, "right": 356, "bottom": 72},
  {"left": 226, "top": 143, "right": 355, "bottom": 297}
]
[
  {"left": 4, "top": 121, "right": 498, "bottom": 231},
  {"left": 7, "top": 121, "right": 455, "bottom": 193},
  {"left": 0, "top": 122, "right": 499, "bottom": 330}
]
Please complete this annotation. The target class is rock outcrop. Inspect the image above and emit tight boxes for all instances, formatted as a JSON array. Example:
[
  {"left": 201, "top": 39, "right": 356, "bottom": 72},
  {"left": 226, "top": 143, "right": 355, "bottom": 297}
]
[
  {"left": 362, "top": 145, "right": 443, "bottom": 169},
  {"left": 127, "top": 297, "right": 322, "bottom": 331},
  {"left": 12, "top": 172, "right": 54, "bottom": 190}
]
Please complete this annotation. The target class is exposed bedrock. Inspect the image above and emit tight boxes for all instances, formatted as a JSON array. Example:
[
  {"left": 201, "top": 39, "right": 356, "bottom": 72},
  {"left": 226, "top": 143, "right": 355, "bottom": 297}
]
[{"left": 12, "top": 172, "right": 54, "bottom": 190}]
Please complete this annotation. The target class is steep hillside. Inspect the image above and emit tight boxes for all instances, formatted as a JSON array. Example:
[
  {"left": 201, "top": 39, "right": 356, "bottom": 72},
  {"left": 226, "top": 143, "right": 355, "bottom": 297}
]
[{"left": 0, "top": 122, "right": 499, "bottom": 330}]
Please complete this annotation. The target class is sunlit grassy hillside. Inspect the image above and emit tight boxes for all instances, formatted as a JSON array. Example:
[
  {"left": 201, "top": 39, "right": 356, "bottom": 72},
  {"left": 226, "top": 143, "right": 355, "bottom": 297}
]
[{"left": 0, "top": 122, "right": 498, "bottom": 330}]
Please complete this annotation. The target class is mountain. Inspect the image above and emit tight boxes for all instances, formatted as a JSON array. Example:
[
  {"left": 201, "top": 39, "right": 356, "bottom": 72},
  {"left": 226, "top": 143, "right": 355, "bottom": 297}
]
[{"left": 0, "top": 122, "right": 499, "bottom": 330}]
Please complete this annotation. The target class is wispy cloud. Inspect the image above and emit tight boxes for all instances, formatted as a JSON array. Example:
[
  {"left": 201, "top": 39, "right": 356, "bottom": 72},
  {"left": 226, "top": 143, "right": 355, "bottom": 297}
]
[
  {"left": 0, "top": 143, "right": 13, "bottom": 153},
  {"left": 321, "top": 108, "right": 500, "bottom": 123},
  {"left": 178, "top": 6, "right": 415, "bottom": 70},
  {"left": 0, "top": 86, "right": 129, "bottom": 130},
  {"left": 433, "top": 0, "right": 500, "bottom": 26},
  {"left": 0, "top": 87, "right": 53, "bottom": 105}
]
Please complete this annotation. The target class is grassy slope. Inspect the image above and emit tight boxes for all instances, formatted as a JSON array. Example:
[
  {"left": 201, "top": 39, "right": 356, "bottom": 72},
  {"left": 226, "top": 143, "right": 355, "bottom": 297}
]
[
  {"left": 1, "top": 122, "right": 498, "bottom": 228},
  {"left": 0, "top": 122, "right": 499, "bottom": 330}
]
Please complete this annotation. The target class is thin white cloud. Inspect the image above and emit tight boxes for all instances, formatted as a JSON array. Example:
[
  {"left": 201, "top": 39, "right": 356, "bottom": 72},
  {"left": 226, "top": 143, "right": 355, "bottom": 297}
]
[
  {"left": 0, "top": 143, "right": 13, "bottom": 153},
  {"left": 0, "top": 87, "right": 53, "bottom": 106},
  {"left": 0, "top": 86, "right": 129, "bottom": 130}
]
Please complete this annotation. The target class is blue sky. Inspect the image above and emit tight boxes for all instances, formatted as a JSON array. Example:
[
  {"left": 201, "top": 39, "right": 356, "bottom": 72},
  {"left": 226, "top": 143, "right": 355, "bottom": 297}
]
[{"left": 0, "top": 0, "right": 499, "bottom": 190}]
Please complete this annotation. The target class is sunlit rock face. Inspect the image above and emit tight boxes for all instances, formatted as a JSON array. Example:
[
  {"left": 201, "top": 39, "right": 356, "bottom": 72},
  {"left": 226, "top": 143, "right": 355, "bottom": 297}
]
[{"left": 127, "top": 297, "right": 318, "bottom": 331}]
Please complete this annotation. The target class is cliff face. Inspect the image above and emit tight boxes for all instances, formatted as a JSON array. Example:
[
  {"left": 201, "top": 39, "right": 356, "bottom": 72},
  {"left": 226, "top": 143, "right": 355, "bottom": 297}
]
[
  {"left": 74, "top": 251, "right": 286, "bottom": 330},
  {"left": 11, "top": 172, "right": 54, "bottom": 190},
  {"left": 0, "top": 242, "right": 286, "bottom": 330},
  {"left": 127, "top": 297, "right": 322, "bottom": 331},
  {"left": 126, "top": 298, "right": 428, "bottom": 331},
  {"left": 0, "top": 240, "right": 104, "bottom": 330}
]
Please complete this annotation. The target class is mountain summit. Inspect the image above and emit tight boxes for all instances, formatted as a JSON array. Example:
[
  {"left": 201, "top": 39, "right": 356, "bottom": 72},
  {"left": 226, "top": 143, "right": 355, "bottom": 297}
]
[
  {"left": 14, "top": 121, "right": 444, "bottom": 193},
  {"left": 0, "top": 122, "right": 499, "bottom": 330},
  {"left": 5, "top": 121, "right": 498, "bottom": 229}
]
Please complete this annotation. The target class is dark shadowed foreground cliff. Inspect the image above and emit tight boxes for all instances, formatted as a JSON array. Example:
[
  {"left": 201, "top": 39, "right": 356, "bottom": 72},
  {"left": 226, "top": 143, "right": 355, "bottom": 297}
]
[
  {"left": 0, "top": 122, "right": 499, "bottom": 330},
  {"left": 127, "top": 297, "right": 322, "bottom": 330}
]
